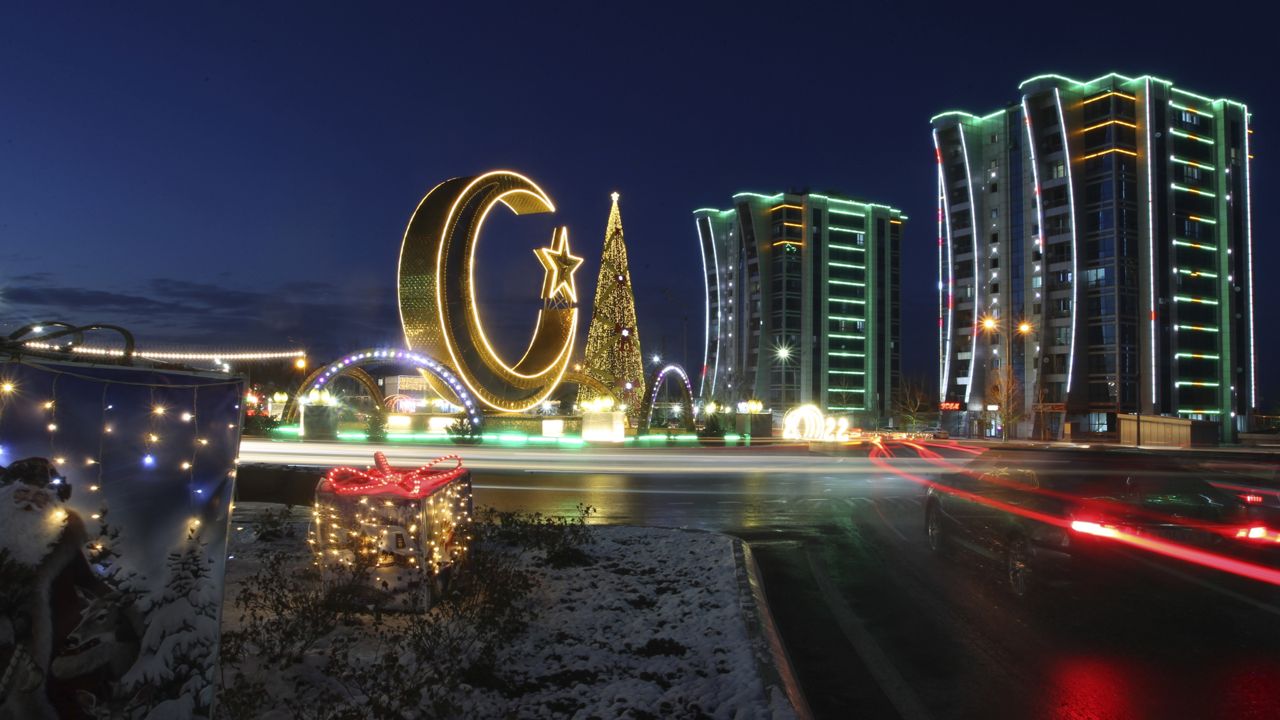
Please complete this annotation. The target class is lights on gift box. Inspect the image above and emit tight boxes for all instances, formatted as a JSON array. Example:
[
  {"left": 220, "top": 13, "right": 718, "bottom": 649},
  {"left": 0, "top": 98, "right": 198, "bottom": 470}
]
[{"left": 310, "top": 452, "right": 472, "bottom": 585}]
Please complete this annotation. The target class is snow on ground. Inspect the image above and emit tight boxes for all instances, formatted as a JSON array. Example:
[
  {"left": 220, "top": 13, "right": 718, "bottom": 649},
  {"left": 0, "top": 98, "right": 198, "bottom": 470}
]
[{"left": 220, "top": 504, "right": 798, "bottom": 719}]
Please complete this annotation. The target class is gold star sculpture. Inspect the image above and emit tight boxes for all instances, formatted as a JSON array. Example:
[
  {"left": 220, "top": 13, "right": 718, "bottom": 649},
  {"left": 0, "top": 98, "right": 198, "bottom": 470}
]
[{"left": 535, "top": 227, "right": 584, "bottom": 303}]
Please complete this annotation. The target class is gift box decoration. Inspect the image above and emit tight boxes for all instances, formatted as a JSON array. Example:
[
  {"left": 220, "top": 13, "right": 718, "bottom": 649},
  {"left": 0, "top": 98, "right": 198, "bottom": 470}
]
[{"left": 311, "top": 452, "right": 472, "bottom": 609}]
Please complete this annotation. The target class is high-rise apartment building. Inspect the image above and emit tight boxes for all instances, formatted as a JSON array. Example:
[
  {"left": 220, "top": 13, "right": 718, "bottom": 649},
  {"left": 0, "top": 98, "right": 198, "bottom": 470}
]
[
  {"left": 695, "top": 191, "right": 904, "bottom": 424},
  {"left": 933, "top": 73, "right": 1255, "bottom": 441}
]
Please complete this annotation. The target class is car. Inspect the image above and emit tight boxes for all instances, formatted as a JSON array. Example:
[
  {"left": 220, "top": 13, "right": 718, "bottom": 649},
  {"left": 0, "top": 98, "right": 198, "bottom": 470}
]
[{"left": 923, "top": 449, "right": 1270, "bottom": 598}]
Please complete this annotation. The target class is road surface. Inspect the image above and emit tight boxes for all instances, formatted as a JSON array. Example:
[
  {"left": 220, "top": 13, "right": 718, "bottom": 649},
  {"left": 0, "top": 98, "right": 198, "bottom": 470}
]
[{"left": 237, "top": 438, "right": 1280, "bottom": 719}]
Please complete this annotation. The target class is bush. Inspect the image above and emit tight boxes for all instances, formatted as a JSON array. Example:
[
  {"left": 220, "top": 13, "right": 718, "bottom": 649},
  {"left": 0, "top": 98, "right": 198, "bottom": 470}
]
[
  {"left": 242, "top": 412, "right": 280, "bottom": 437},
  {"left": 446, "top": 417, "right": 481, "bottom": 445},
  {"left": 217, "top": 504, "right": 597, "bottom": 719},
  {"left": 699, "top": 413, "right": 725, "bottom": 438},
  {"left": 474, "top": 503, "right": 597, "bottom": 568},
  {"left": 365, "top": 408, "right": 388, "bottom": 443}
]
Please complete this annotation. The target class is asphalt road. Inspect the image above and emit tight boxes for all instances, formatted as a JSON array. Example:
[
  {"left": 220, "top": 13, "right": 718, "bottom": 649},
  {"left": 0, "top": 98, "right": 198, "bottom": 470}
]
[{"left": 237, "top": 440, "right": 1280, "bottom": 720}]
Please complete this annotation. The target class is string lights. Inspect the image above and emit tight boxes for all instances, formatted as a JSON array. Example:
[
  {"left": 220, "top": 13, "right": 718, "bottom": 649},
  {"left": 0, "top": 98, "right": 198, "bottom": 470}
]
[
  {"left": 310, "top": 451, "right": 473, "bottom": 608},
  {"left": 578, "top": 193, "right": 645, "bottom": 419}
]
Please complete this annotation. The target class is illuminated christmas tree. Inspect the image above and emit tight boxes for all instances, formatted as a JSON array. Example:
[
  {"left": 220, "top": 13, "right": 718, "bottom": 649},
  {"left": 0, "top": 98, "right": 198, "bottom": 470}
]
[{"left": 579, "top": 192, "right": 645, "bottom": 419}]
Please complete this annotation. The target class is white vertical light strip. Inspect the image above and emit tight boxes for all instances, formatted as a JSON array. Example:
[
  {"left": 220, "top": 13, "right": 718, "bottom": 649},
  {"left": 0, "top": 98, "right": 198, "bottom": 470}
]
[
  {"left": 1022, "top": 95, "right": 1046, "bottom": 407},
  {"left": 1143, "top": 78, "right": 1158, "bottom": 410},
  {"left": 1242, "top": 105, "right": 1256, "bottom": 409},
  {"left": 933, "top": 129, "right": 955, "bottom": 403},
  {"left": 936, "top": 149, "right": 947, "bottom": 400},
  {"left": 958, "top": 124, "right": 979, "bottom": 405},
  {"left": 695, "top": 217, "right": 712, "bottom": 398},
  {"left": 1053, "top": 87, "right": 1080, "bottom": 397},
  {"left": 708, "top": 217, "right": 723, "bottom": 397}
]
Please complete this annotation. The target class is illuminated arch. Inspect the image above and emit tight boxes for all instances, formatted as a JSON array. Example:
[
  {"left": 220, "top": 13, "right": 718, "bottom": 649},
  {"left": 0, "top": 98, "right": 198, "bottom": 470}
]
[
  {"left": 398, "top": 170, "right": 579, "bottom": 413},
  {"left": 636, "top": 364, "right": 696, "bottom": 433},
  {"left": 286, "top": 365, "right": 384, "bottom": 421},
  {"left": 560, "top": 370, "right": 619, "bottom": 404},
  {"left": 286, "top": 348, "right": 482, "bottom": 429}
]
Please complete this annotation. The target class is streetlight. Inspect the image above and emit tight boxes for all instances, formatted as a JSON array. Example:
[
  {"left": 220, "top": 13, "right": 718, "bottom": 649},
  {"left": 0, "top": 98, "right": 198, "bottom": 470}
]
[{"left": 978, "top": 316, "right": 1033, "bottom": 441}]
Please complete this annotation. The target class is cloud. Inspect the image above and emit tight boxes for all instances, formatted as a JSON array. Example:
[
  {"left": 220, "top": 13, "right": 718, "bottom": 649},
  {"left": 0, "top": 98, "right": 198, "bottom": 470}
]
[{"left": 1, "top": 275, "right": 401, "bottom": 354}]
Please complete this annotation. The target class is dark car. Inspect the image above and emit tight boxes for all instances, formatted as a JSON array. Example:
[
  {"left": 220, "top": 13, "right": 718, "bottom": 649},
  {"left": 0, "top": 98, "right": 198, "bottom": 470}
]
[{"left": 923, "top": 449, "right": 1270, "bottom": 598}]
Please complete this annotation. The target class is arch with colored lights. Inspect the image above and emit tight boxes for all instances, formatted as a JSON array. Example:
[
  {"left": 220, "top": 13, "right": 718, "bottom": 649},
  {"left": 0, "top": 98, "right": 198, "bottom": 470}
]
[
  {"left": 287, "top": 349, "right": 482, "bottom": 429},
  {"left": 398, "top": 170, "right": 581, "bottom": 413},
  {"left": 636, "top": 364, "right": 696, "bottom": 433}
]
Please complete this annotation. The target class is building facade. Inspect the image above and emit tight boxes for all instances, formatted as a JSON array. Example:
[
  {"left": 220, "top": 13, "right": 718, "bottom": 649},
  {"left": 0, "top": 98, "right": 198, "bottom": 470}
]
[
  {"left": 695, "top": 191, "right": 904, "bottom": 425},
  {"left": 933, "top": 73, "right": 1255, "bottom": 441}
]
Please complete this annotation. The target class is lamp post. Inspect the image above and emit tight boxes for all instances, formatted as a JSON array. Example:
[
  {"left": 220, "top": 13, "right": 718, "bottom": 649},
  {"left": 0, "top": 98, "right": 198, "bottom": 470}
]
[{"left": 979, "top": 316, "right": 1032, "bottom": 441}]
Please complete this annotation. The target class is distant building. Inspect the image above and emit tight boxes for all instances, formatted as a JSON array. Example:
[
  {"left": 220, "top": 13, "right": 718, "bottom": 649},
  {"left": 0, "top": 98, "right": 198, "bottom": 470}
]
[
  {"left": 694, "top": 191, "right": 904, "bottom": 425},
  {"left": 932, "top": 73, "right": 1255, "bottom": 441}
]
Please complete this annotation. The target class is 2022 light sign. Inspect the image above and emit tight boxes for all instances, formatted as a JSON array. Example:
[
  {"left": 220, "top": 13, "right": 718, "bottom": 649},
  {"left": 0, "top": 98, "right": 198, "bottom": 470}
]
[{"left": 397, "top": 171, "right": 583, "bottom": 413}]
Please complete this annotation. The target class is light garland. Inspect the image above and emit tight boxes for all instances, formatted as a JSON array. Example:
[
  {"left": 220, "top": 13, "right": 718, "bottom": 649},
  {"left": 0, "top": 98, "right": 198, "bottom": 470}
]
[{"left": 18, "top": 342, "right": 305, "bottom": 363}]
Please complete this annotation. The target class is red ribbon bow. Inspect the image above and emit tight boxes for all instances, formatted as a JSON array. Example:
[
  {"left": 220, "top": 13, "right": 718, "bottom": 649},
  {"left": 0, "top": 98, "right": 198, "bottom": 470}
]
[{"left": 323, "top": 452, "right": 465, "bottom": 498}]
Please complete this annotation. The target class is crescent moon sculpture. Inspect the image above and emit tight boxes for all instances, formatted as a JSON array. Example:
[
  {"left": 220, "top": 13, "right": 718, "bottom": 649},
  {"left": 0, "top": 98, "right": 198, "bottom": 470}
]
[{"left": 398, "top": 170, "right": 582, "bottom": 413}]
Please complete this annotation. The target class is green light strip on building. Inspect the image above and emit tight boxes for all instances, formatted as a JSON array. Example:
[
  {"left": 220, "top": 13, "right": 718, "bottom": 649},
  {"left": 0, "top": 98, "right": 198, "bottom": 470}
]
[
  {"left": 1170, "top": 129, "right": 1214, "bottom": 144},
  {"left": 828, "top": 208, "right": 866, "bottom": 217},
  {"left": 830, "top": 261, "right": 866, "bottom": 269},
  {"left": 1187, "top": 215, "right": 1218, "bottom": 224},
  {"left": 1174, "top": 381, "right": 1220, "bottom": 387},
  {"left": 1172, "top": 240, "right": 1216, "bottom": 251},
  {"left": 830, "top": 226, "right": 861, "bottom": 234},
  {"left": 829, "top": 387, "right": 866, "bottom": 391},
  {"left": 829, "top": 351, "right": 864, "bottom": 358},
  {"left": 1169, "top": 101, "right": 1213, "bottom": 117},
  {"left": 829, "top": 369, "right": 866, "bottom": 374},
  {"left": 830, "top": 315, "right": 864, "bottom": 322},
  {"left": 828, "top": 243, "right": 865, "bottom": 252},
  {"left": 732, "top": 192, "right": 784, "bottom": 202},
  {"left": 1170, "top": 86, "right": 1217, "bottom": 105},
  {"left": 830, "top": 297, "right": 867, "bottom": 304},
  {"left": 829, "top": 279, "right": 865, "bottom": 287},
  {"left": 827, "top": 406, "right": 866, "bottom": 411},
  {"left": 1174, "top": 352, "right": 1220, "bottom": 359},
  {"left": 1175, "top": 268, "right": 1218, "bottom": 278},
  {"left": 810, "top": 194, "right": 869, "bottom": 209},
  {"left": 1171, "top": 183, "right": 1216, "bottom": 198},
  {"left": 1176, "top": 324, "right": 1219, "bottom": 332},
  {"left": 1174, "top": 295, "right": 1219, "bottom": 305},
  {"left": 829, "top": 333, "right": 865, "bottom": 339},
  {"left": 1170, "top": 156, "right": 1216, "bottom": 171}
]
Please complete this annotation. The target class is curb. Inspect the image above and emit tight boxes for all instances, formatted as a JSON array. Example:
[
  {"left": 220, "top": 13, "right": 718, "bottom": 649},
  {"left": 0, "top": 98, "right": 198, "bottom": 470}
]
[{"left": 732, "top": 539, "right": 814, "bottom": 720}]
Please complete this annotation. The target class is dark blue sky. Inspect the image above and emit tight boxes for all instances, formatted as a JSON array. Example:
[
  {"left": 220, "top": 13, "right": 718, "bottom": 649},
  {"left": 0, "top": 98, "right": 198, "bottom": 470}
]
[{"left": 1, "top": 3, "right": 1274, "bottom": 408}]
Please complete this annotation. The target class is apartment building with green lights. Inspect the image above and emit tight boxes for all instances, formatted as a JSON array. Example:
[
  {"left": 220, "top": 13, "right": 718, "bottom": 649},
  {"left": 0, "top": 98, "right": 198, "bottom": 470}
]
[
  {"left": 694, "top": 191, "right": 904, "bottom": 425},
  {"left": 932, "top": 73, "right": 1255, "bottom": 442}
]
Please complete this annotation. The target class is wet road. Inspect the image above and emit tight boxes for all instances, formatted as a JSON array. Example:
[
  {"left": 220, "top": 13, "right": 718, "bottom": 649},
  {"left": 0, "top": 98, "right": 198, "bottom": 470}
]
[{"left": 238, "top": 440, "right": 1280, "bottom": 719}]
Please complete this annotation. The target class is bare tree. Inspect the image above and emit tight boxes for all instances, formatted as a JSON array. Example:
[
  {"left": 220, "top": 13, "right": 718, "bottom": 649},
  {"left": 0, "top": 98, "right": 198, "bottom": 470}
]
[
  {"left": 894, "top": 376, "right": 934, "bottom": 431},
  {"left": 985, "top": 364, "right": 1024, "bottom": 440}
]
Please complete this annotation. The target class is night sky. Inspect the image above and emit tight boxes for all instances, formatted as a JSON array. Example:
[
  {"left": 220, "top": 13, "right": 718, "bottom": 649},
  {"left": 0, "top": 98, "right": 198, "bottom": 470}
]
[{"left": 1, "top": 3, "right": 1273, "bottom": 408}]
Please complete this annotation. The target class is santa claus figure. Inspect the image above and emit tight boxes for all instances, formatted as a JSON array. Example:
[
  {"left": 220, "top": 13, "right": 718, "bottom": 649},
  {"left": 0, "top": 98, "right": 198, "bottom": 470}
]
[{"left": 0, "top": 459, "right": 99, "bottom": 720}]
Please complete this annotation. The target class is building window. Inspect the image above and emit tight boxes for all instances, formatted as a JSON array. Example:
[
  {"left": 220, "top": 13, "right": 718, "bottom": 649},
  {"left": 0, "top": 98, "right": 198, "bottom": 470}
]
[
  {"left": 990, "top": 208, "right": 999, "bottom": 219},
  {"left": 990, "top": 232, "right": 999, "bottom": 244}
]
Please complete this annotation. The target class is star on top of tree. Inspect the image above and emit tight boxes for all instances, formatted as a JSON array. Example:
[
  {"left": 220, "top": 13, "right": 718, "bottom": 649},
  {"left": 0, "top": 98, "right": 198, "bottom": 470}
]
[{"left": 535, "top": 227, "right": 584, "bottom": 303}]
